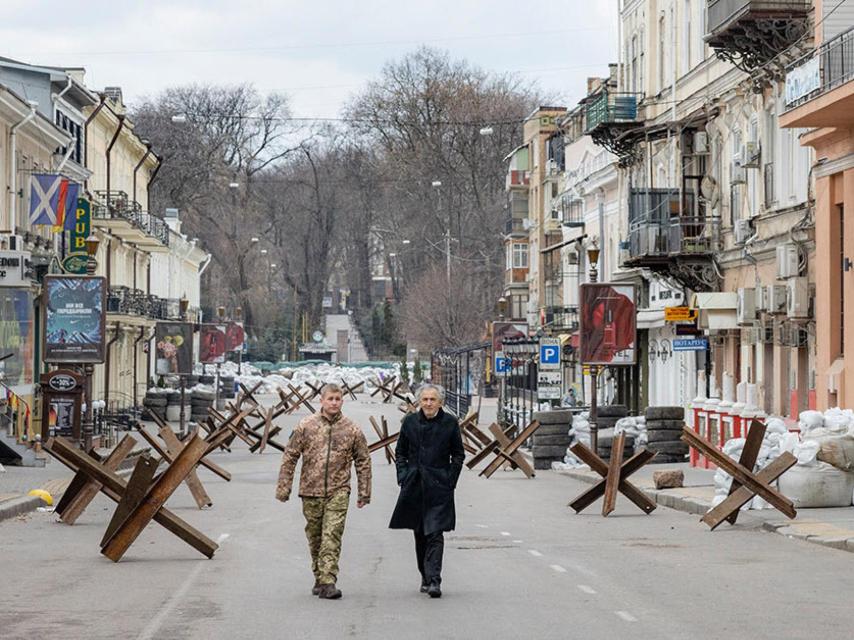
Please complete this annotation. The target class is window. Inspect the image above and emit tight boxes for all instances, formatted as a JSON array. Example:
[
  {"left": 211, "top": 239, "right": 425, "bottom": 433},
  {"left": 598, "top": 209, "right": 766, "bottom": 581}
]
[
  {"left": 511, "top": 294, "right": 529, "bottom": 320},
  {"left": 659, "top": 16, "right": 667, "bottom": 91},
  {"left": 631, "top": 35, "right": 639, "bottom": 93},
  {"left": 683, "top": 0, "right": 692, "bottom": 71},
  {"left": 512, "top": 243, "right": 529, "bottom": 269}
]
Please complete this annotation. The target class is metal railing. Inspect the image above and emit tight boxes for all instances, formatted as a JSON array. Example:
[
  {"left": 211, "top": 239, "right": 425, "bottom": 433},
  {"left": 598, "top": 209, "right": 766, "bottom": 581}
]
[
  {"left": 786, "top": 26, "right": 854, "bottom": 110},
  {"left": 707, "top": 0, "right": 809, "bottom": 34},
  {"left": 543, "top": 306, "right": 579, "bottom": 331},
  {"left": 627, "top": 189, "right": 720, "bottom": 260},
  {"left": 92, "top": 191, "right": 170, "bottom": 247},
  {"left": 504, "top": 217, "right": 526, "bottom": 235},
  {"left": 584, "top": 90, "right": 640, "bottom": 133}
]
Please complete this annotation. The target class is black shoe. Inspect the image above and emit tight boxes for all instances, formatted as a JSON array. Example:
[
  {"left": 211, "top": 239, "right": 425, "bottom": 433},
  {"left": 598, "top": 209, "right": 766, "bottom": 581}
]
[
  {"left": 420, "top": 582, "right": 429, "bottom": 593},
  {"left": 427, "top": 583, "right": 442, "bottom": 598},
  {"left": 317, "top": 583, "right": 343, "bottom": 599}
]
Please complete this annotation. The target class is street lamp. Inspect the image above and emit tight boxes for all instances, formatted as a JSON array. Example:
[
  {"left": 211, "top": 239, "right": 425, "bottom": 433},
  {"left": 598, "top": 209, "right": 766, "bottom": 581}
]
[
  {"left": 84, "top": 233, "right": 100, "bottom": 276},
  {"left": 171, "top": 114, "right": 187, "bottom": 124},
  {"left": 228, "top": 182, "right": 239, "bottom": 189},
  {"left": 479, "top": 126, "right": 494, "bottom": 136},
  {"left": 586, "top": 242, "right": 601, "bottom": 453},
  {"left": 402, "top": 239, "right": 411, "bottom": 245},
  {"left": 177, "top": 295, "right": 190, "bottom": 435},
  {"left": 497, "top": 295, "right": 508, "bottom": 320}
]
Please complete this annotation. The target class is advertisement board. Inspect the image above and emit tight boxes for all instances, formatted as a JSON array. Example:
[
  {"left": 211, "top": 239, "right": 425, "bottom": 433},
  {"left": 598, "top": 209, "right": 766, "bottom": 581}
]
[
  {"left": 43, "top": 276, "right": 107, "bottom": 363},
  {"left": 200, "top": 324, "right": 227, "bottom": 364},
  {"left": 225, "top": 322, "right": 245, "bottom": 352},
  {"left": 154, "top": 322, "right": 195, "bottom": 375},
  {"left": 579, "top": 283, "right": 637, "bottom": 365},
  {"left": 0, "top": 288, "right": 34, "bottom": 388}
]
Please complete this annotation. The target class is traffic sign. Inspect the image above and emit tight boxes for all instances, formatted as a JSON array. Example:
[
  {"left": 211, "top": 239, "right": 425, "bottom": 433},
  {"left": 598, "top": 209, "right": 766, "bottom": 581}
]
[
  {"left": 537, "top": 370, "right": 562, "bottom": 400},
  {"left": 494, "top": 352, "right": 510, "bottom": 375},
  {"left": 539, "top": 337, "right": 561, "bottom": 370},
  {"left": 673, "top": 338, "right": 709, "bottom": 351}
]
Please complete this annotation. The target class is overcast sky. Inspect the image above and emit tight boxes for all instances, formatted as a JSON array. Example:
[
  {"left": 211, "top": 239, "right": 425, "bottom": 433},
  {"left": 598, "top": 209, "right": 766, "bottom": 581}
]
[{"left": 3, "top": 0, "right": 618, "bottom": 119}]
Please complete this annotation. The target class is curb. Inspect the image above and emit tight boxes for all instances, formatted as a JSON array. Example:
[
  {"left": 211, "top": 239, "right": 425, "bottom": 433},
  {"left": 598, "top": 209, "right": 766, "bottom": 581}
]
[
  {"left": 0, "top": 448, "right": 147, "bottom": 524},
  {"left": 557, "top": 469, "right": 854, "bottom": 554}
]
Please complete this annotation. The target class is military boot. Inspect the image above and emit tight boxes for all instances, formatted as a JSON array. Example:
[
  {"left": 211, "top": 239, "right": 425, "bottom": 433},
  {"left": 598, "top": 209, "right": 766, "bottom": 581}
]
[
  {"left": 312, "top": 581, "right": 322, "bottom": 596},
  {"left": 317, "top": 583, "right": 343, "bottom": 599}
]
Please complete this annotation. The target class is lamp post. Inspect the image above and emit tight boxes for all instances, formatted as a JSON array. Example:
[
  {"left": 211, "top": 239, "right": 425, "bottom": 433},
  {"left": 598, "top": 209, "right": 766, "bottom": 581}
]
[
  {"left": 586, "top": 244, "right": 601, "bottom": 455},
  {"left": 82, "top": 233, "right": 100, "bottom": 450},
  {"left": 215, "top": 306, "right": 226, "bottom": 409},
  {"left": 235, "top": 306, "right": 243, "bottom": 375},
  {"left": 178, "top": 296, "right": 189, "bottom": 435}
]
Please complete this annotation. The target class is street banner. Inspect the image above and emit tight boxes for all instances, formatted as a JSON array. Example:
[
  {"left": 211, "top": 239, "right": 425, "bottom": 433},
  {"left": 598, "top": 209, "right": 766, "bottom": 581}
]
[
  {"left": 664, "top": 306, "right": 696, "bottom": 322},
  {"left": 225, "top": 322, "right": 245, "bottom": 352},
  {"left": 28, "top": 174, "right": 79, "bottom": 229},
  {"left": 63, "top": 198, "right": 92, "bottom": 274},
  {"left": 155, "top": 322, "right": 194, "bottom": 375},
  {"left": 200, "top": 324, "right": 227, "bottom": 363},
  {"left": 579, "top": 283, "right": 637, "bottom": 365},
  {"left": 43, "top": 275, "right": 107, "bottom": 363},
  {"left": 0, "top": 288, "right": 34, "bottom": 387}
]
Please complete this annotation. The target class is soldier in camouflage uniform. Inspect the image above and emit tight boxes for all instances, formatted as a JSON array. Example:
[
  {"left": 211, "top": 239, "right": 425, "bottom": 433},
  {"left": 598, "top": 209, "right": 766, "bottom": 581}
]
[{"left": 276, "top": 383, "right": 372, "bottom": 600}]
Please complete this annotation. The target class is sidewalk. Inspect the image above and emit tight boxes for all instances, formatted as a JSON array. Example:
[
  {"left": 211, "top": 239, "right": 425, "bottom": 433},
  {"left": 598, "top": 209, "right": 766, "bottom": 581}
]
[{"left": 556, "top": 462, "right": 854, "bottom": 554}]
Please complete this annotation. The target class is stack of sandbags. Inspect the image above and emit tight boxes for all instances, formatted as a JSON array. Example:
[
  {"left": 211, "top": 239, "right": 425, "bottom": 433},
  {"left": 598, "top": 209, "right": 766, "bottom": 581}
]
[
  {"left": 551, "top": 412, "right": 590, "bottom": 470},
  {"left": 531, "top": 409, "right": 573, "bottom": 471},
  {"left": 614, "top": 416, "right": 647, "bottom": 447},
  {"left": 644, "top": 406, "right": 688, "bottom": 463}
]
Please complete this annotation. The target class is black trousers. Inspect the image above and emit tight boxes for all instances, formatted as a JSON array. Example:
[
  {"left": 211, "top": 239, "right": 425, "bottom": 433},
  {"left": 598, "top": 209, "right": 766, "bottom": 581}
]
[{"left": 414, "top": 528, "right": 444, "bottom": 585}]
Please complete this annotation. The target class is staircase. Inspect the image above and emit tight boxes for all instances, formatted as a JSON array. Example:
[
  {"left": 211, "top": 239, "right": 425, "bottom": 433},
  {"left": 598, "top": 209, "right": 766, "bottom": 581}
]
[{"left": 324, "top": 314, "right": 370, "bottom": 363}]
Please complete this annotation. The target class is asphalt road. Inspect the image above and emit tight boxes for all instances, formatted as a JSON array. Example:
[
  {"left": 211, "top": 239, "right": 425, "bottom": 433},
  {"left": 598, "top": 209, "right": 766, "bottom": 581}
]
[{"left": 1, "top": 396, "right": 852, "bottom": 640}]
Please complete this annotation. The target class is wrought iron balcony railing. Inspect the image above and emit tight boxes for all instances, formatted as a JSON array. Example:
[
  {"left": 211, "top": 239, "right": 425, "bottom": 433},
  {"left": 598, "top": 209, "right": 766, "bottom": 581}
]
[
  {"left": 785, "top": 26, "right": 854, "bottom": 110},
  {"left": 584, "top": 90, "right": 640, "bottom": 134}
]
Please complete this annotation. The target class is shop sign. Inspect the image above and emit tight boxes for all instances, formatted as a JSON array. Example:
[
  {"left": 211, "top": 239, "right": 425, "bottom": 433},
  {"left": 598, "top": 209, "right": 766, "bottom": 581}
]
[
  {"left": 673, "top": 338, "right": 709, "bottom": 351},
  {"left": 47, "top": 372, "right": 77, "bottom": 392},
  {"left": 665, "top": 306, "right": 696, "bottom": 322},
  {"left": 0, "top": 251, "right": 29, "bottom": 287}
]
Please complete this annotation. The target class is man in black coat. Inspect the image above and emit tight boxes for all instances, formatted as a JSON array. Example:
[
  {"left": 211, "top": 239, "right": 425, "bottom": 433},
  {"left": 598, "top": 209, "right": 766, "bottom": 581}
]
[{"left": 389, "top": 383, "right": 465, "bottom": 598}]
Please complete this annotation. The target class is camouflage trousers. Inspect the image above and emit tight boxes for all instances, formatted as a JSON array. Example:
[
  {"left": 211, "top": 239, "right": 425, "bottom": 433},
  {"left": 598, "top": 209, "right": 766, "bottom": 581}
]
[{"left": 301, "top": 490, "right": 350, "bottom": 585}]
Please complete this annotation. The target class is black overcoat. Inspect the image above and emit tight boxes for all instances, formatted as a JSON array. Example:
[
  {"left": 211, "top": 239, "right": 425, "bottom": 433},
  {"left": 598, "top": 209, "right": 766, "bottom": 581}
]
[{"left": 389, "top": 408, "right": 465, "bottom": 535}]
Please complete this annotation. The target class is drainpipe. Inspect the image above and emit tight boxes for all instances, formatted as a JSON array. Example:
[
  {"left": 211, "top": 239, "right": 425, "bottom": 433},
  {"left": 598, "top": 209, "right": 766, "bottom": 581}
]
[
  {"left": 133, "top": 327, "right": 148, "bottom": 408},
  {"left": 83, "top": 95, "right": 106, "bottom": 191},
  {"left": 146, "top": 154, "right": 163, "bottom": 214},
  {"left": 106, "top": 239, "right": 112, "bottom": 287},
  {"left": 9, "top": 101, "right": 37, "bottom": 231},
  {"left": 132, "top": 143, "right": 153, "bottom": 206},
  {"left": 106, "top": 115, "right": 126, "bottom": 208},
  {"left": 103, "top": 322, "right": 121, "bottom": 407}
]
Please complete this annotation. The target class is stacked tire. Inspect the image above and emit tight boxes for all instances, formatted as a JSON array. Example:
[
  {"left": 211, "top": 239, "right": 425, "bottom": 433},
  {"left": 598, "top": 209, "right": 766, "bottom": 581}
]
[
  {"left": 645, "top": 406, "right": 688, "bottom": 463},
  {"left": 531, "top": 409, "right": 573, "bottom": 470},
  {"left": 190, "top": 388, "right": 216, "bottom": 424},
  {"left": 596, "top": 428, "right": 636, "bottom": 462},
  {"left": 165, "top": 391, "right": 183, "bottom": 422},
  {"left": 142, "top": 392, "right": 167, "bottom": 422}
]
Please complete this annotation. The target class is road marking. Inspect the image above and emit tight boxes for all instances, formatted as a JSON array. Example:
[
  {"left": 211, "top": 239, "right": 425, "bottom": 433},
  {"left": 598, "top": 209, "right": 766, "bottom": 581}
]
[
  {"left": 549, "top": 564, "right": 567, "bottom": 573},
  {"left": 476, "top": 524, "right": 488, "bottom": 529},
  {"left": 615, "top": 611, "right": 638, "bottom": 622},
  {"left": 136, "top": 533, "right": 230, "bottom": 640},
  {"left": 500, "top": 531, "right": 511, "bottom": 536},
  {"left": 217, "top": 533, "right": 230, "bottom": 543},
  {"left": 577, "top": 584, "right": 597, "bottom": 594},
  {"left": 512, "top": 539, "right": 523, "bottom": 543},
  {"left": 528, "top": 549, "right": 543, "bottom": 557}
]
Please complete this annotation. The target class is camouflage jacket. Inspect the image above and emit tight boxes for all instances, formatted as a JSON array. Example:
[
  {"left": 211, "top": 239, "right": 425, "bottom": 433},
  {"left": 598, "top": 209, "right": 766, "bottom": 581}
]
[{"left": 276, "top": 412, "right": 372, "bottom": 502}]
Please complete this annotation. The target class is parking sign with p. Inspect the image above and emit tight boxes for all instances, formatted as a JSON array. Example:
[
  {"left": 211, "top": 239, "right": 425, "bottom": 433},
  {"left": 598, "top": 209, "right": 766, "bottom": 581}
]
[{"left": 539, "top": 337, "right": 560, "bottom": 371}]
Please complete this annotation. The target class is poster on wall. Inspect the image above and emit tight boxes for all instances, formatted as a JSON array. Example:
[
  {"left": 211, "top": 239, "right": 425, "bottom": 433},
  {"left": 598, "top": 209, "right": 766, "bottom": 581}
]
[
  {"left": 492, "top": 321, "right": 528, "bottom": 375},
  {"left": 0, "top": 288, "right": 35, "bottom": 388},
  {"left": 154, "top": 322, "right": 194, "bottom": 375},
  {"left": 579, "top": 283, "right": 637, "bottom": 365},
  {"left": 43, "top": 276, "right": 106, "bottom": 363},
  {"left": 225, "top": 322, "right": 245, "bottom": 352},
  {"left": 200, "top": 324, "right": 227, "bottom": 364}
]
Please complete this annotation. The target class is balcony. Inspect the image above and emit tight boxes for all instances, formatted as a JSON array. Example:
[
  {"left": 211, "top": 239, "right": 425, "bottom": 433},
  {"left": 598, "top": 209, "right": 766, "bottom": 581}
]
[
  {"left": 583, "top": 90, "right": 642, "bottom": 162},
  {"left": 782, "top": 26, "right": 854, "bottom": 128},
  {"left": 504, "top": 217, "right": 527, "bottom": 237},
  {"left": 706, "top": 0, "right": 810, "bottom": 72},
  {"left": 623, "top": 189, "right": 722, "bottom": 291},
  {"left": 543, "top": 306, "right": 579, "bottom": 332},
  {"left": 506, "top": 169, "right": 530, "bottom": 191},
  {"left": 107, "top": 287, "right": 166, "bottom": 320},
  {"left": 92, "top": 190, "right": 170, "bottom": 251},
  {"left": 560, "top": 195, "right": 585, "bottom": 228}
]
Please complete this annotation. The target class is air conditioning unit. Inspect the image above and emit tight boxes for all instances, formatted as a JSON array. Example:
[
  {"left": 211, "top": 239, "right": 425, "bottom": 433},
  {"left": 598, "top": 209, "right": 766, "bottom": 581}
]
[
  {"left": 737, "top": 287, "right": 757, "bottom": 325},
  {"left": 522, "top": 219, "right": 533, "bottom": 231},
  {"left": 566, "top": 250, "right": 579, "bottom": 265},
  {"left": 755, "top": 285, "right": 768, "bottom": 312},
  {"left": 787, "top": 277, "right": 809, "bottom": 319},
  {"left": 734, "top": 219, "right": 753, "bottom": 245},
  {"left": 743, "top": 141, "right": 761, "bottom": 169},
  {"left": 776, "top": 243, "right": 799, "bottom": 279},
  {"left": 766, "top": 285, "right": 788, "bottom": 314},
  {"left": 693, "top": 131, "right": 710, "bottom": 155},
  {"left": 731, "top": 155, "right": 747, "bottom": 185},
  {"left": 759, "top": 320, "right": 775, "bottom": 344},
  {"left": 741, "top": 325, "right": 758, "bottom": 345}
]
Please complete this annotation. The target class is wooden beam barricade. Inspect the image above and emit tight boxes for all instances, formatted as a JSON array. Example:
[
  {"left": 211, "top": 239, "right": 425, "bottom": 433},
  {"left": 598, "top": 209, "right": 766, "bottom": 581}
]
[
  {"left": 143, "top": 412, "right": 232, "bottom": 482},
  {"left": 45, "top": 436, "right": 219, "bottom": 561},
  {"left": 465, "top": 423, "right": 519, "bottom": 470},
  {"left": 340, "top": 380, "right": 364, "bottom": 400},
  {"left": 567, "top": 440, "right": 657, "bottom": 516},
  {"left": 369, "top": 416, "right": 395, "bottom": 463},
  {"left": 682, "top": 422, "right": 798, "bottom": 529},
  {"left": 479, "top": 420, "right": 540, "bottom": 479}
]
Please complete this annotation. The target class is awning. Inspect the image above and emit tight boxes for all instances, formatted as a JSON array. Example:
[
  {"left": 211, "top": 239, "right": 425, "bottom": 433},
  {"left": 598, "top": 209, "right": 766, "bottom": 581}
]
[
  {"left": 637, "top": 308, "right": 665, "bottom": 329},
  {"left": 560, "top": 332, "right": 580, "bottom": 349},
  {"left": 690, "top": 292, "right": 738, "bottom": 330}
]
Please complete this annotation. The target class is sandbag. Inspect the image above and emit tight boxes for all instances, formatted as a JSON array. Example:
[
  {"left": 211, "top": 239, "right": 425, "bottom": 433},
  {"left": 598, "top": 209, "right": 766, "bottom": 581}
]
[
  {"left": 816, "top": 434, "right": 854, "bottom": 472},
  {"left": 778, "top": 462, "right": 854, "bottom": 508}
]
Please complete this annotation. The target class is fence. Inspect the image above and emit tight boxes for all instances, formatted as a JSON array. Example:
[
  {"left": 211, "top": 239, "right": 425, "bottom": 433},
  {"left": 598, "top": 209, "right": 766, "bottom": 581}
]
[{"left": 430, "top": 342, "right": 490, "bottom": 418}]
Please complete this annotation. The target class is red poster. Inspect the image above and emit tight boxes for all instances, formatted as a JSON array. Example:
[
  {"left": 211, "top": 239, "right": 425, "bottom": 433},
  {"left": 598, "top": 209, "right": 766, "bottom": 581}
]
[
  {"left": 225, "top": 322, "right": 245, "bottom": 352},
  {"left": 200, "top": 324, "right": 227, "bottom": 364},
  {"left": 579, "top": 283, "right": 636, "bottom": 365}
]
